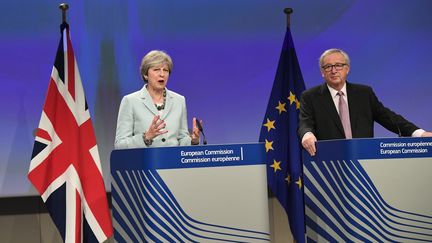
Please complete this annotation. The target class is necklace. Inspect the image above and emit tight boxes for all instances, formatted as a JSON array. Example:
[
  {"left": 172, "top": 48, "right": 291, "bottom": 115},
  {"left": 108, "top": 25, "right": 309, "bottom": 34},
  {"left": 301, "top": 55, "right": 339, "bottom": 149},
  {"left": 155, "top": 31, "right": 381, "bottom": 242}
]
[{"left": 155, "top": 89, "right": 166, "bottom": 111}]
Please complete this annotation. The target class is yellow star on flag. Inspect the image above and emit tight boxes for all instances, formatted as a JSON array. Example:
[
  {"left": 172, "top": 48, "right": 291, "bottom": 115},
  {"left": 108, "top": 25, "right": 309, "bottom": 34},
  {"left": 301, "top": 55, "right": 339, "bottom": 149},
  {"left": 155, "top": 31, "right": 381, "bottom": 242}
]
[
  {"left": 265, "top": 139, "right": 274, "bottom": 152},
  {"left": 270, "top": 159, "right": 282, "bottom": 173},
  {"left": 295, "top": 177, "right": 303, "bottom": 189},
  {"left": 288, "top": 91, "right": 296, "bottom": 105},
  {"left": 285, "top": 174, "right": 292, "bottom": 184},
  {"left": 295, "top": 99, "right": 301, "bottom": 110},
  {"left": 263, "top": 118, "right": 276, "bottom": 132},
  {"left": 275, "top": 101, "right": 287, "bottom": 114}
]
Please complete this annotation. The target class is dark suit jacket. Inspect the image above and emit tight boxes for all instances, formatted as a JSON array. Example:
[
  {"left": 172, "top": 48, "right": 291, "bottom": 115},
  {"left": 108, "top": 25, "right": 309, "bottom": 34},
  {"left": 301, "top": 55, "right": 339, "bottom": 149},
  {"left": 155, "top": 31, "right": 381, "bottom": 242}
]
[{"left": 297, "top": 82, "right": 419, "bottom": 140}]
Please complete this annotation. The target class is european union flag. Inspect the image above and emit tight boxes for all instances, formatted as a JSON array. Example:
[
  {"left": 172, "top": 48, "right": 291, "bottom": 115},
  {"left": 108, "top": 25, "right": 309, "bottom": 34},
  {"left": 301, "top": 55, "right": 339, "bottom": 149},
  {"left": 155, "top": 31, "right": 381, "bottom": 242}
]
[{"left": 259, "top": 28, "right": 305, "bottom": 242}]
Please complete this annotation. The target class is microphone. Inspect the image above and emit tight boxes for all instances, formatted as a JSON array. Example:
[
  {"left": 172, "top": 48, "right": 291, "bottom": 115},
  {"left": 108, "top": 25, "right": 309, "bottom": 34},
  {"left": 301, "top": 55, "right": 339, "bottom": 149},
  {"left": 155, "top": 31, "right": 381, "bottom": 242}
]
[
  {"left": 388, "top": 114, "right": 402, "bottom": 137},
  {"left": 195, "top": 118, "right": 207, "bottom": 145},
  {"left": 395, "top": 122, "right": 402, "bottom": 138}
]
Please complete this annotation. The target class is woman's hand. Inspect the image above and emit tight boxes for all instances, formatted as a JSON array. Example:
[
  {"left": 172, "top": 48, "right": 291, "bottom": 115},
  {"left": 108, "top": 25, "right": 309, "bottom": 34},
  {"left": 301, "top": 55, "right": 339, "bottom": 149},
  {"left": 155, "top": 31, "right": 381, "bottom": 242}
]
[
  {"left": 191, "top": 117, "right": 202, "bottom": 145},
  {"left": 144, "top": 115, "right": 167, "bottom": 140}
]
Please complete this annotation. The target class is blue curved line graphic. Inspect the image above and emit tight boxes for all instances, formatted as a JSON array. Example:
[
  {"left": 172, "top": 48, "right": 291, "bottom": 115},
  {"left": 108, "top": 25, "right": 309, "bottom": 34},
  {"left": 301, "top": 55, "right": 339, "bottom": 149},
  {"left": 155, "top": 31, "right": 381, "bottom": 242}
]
[
  {"left": 341, "top": 160, "right": 432, "bottom": 236},
  {"left": 112, "top": 169, "right": 270, "bottom": 242},
  {"left": 146, "top": 169, "right": 270, "bottom": 241},
  {"left": 305, "top": 159, "right": 432, "bottom": 242}
]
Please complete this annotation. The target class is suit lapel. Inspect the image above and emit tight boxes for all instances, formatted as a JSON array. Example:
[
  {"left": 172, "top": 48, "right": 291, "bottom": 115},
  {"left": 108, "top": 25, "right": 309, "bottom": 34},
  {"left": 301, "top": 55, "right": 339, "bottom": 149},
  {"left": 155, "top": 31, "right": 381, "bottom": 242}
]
[
  {"left": 346, "top": 82, "right": 359, "bottom": 137},
  {"left": 139, "top": 85, "right": 159, "bottom": 116},
  {"left": 319, "top": 84, "right": 345, "bottom": 136}
]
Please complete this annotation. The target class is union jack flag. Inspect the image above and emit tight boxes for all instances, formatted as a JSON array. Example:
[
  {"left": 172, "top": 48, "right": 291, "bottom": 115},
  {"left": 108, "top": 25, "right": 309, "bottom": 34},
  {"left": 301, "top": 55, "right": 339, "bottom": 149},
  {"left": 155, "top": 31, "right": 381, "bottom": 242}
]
[{"left": 28, "top": 22, "right": 113, "bottom": 243}]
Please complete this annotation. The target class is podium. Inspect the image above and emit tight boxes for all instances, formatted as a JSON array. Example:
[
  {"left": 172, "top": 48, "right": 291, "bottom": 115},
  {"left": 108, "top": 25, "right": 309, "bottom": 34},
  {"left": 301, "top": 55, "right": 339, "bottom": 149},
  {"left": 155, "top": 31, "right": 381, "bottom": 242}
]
[
  {"left": 303, "top": 137, "right": 432, "bottom": 242},
  {"left": 111, "top": 143, "right": 270, "bottom": 242}
]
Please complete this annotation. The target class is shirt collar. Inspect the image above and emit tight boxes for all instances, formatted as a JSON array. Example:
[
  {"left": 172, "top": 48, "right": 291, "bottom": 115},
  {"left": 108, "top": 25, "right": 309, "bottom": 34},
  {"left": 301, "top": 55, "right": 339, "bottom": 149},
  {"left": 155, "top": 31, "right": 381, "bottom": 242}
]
[{"left": 327, "top": 83, "right": 347, "bottom": 98}]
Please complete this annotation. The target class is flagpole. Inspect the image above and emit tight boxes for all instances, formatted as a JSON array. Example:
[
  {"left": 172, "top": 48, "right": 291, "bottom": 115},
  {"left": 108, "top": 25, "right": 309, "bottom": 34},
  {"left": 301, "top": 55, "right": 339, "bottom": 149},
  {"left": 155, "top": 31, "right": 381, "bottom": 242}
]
[
  {"left": 59, "top": 3, "right": 69, "bottom": 23},
  {"left": 284, "top": 8, "right": 293, "bottom": 28},
  {"left": 283, "top": 8, "right": 306, "bottom": 243}
]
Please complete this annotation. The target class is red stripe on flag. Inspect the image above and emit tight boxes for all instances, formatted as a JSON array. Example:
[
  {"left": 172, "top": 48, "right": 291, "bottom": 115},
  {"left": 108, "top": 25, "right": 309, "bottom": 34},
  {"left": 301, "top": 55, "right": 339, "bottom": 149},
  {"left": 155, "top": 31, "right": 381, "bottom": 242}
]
[
  {"left": 35, "top": 128, "right": 52, "bottom": 142},
  {"left": 78, "top": 120, "right": 113, "bottom": 236},
  {"left": 75, "top": 190, "right": 82, "bottom": 243},
  {"left": 66, "top": 29, "right": 75, "bottom": 100}
]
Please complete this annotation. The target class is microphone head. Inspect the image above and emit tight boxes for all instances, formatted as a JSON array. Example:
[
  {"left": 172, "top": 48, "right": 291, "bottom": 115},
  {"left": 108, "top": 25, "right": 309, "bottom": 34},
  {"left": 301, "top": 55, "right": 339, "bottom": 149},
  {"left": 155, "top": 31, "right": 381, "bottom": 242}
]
[
  {"left": 194, "top": 117, "right": 207, "bottom": 145},
  {"left": 196, "top": 118, "right": 203, "bottom": 132}
]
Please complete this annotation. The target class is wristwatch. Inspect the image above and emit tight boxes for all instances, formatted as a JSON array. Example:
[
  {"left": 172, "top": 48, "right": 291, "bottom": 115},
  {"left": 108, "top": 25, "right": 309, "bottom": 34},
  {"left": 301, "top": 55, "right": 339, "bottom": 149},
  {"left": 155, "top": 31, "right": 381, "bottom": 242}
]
[{"left": 143, "top": 132, "right": 153, "bottom": 146}]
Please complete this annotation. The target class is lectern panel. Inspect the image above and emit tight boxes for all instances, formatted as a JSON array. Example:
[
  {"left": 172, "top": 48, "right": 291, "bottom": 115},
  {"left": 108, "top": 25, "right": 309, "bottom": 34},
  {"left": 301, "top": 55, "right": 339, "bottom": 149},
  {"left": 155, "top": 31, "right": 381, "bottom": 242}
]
[{"left": 111, "top": 143, "right": 270, "bottom": 242}]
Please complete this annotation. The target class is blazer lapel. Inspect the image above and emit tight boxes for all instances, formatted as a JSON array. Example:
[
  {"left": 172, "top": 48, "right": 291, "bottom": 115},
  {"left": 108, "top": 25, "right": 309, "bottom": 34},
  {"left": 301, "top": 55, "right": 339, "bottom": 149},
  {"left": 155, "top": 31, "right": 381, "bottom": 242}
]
[
  {"left": 160, "top": 89, "right": 173, "bottom": 120},
  {"left": 139, "top": 85, "right": 159, "bottom": 116},
  {"left": 319, "top": 84, "right": 345, "bottom": 136}
]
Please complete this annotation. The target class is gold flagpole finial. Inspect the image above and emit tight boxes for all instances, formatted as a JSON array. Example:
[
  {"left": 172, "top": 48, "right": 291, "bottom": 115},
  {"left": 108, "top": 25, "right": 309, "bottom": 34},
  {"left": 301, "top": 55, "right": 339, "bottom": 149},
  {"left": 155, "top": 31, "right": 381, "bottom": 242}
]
[
  {"left": 59, "top": 3, "right": 69, "bottom": 23},
  {"left": 284, "top": 8, "right": 293, "bottom": 28}
]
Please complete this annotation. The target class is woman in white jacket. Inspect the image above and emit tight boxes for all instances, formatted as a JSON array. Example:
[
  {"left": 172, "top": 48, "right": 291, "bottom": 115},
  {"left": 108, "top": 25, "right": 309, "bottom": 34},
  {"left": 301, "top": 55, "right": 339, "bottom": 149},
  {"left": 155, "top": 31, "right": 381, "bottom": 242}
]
[{"left": 115, "top": 50, "right": 201, "bottom": 149}]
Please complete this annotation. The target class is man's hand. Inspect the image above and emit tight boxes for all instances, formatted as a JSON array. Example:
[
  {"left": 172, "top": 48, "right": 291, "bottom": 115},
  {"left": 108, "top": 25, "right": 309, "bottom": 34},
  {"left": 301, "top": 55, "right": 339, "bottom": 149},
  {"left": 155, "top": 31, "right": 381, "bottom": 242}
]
[
  {"left": 302, "top": 132, "right": 317, "bottom": 156},
  {"left": 421, "top": 131, "right": 432, "bottom": 137}
]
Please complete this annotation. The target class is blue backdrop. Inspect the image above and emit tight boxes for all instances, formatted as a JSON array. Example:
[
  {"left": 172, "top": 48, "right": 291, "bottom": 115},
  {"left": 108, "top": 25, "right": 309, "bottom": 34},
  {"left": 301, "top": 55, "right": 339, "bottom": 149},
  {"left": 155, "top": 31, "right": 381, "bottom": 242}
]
[{"left": 1, "top": 0, "right": 431, "bottom": 197}]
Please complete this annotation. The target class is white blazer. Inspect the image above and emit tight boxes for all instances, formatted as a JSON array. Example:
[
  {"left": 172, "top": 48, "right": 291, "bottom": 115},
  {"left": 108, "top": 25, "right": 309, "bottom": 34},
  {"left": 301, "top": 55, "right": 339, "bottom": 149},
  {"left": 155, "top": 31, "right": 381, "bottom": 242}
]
[{"left": 114, "top": 85, "right": 191, "bottom": 149}]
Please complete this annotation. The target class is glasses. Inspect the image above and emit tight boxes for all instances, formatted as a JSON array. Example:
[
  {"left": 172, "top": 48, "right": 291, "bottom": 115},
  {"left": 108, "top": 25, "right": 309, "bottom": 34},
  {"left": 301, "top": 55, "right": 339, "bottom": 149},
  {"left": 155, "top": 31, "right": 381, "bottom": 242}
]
[{"left": 321, "top": 63, "right": 347, "bottom": 72}]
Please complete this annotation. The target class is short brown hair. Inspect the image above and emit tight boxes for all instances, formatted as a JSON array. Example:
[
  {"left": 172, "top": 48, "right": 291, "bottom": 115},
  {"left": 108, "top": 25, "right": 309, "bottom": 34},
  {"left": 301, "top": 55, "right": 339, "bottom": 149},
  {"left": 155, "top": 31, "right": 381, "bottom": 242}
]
[{"left": 140, "top": 50, "right": 173, "bottom": 82}]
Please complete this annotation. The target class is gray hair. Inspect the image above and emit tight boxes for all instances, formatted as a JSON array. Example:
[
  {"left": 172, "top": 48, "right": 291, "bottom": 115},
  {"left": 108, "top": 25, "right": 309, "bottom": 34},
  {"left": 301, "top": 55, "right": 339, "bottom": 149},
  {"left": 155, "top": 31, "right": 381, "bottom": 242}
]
[
  {"left": 319, "top": 48, "right": 350, "bottom": 68},
  {"left": 140, "top": 50, "right": 173, "bottom": 82}
]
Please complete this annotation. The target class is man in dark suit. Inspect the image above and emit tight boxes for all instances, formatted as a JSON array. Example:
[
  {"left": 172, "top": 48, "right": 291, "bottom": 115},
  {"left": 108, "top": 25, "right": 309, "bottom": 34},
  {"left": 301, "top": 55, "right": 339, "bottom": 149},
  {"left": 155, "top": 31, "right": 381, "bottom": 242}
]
[{"left": 298, "top": 48, "right": 432, "bottom": 156}]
